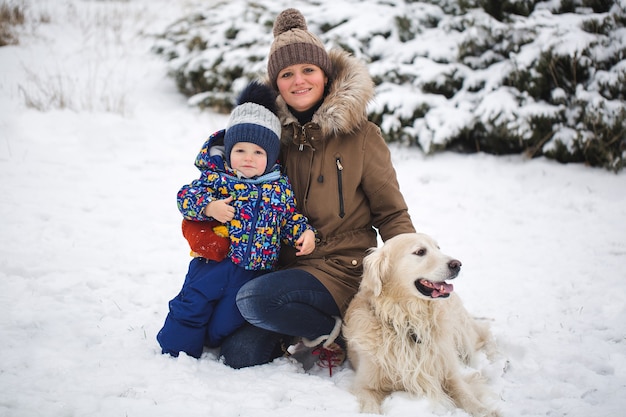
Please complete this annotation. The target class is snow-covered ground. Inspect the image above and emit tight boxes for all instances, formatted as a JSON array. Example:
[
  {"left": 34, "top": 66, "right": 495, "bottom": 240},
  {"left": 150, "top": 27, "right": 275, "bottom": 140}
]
[{"left": 1, "top": 1, "right": 625, "bottom": 416}]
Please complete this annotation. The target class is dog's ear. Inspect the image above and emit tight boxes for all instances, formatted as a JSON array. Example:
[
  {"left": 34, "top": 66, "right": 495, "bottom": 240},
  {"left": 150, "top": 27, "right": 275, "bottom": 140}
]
[{"left": 360, "top": 247, "right": 389, "bottom": 297}]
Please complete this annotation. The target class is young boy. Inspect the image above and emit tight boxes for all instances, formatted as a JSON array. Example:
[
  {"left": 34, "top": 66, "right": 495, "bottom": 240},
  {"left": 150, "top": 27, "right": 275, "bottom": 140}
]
[{"left": 157, "top": 82, "right": 316, "bottom": 359}]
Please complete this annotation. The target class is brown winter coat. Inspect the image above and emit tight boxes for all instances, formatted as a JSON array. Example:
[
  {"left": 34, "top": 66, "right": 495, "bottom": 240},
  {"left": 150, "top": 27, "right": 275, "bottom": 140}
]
[{"left": 275, "top": 49, "right": 415, "bottom": 314}]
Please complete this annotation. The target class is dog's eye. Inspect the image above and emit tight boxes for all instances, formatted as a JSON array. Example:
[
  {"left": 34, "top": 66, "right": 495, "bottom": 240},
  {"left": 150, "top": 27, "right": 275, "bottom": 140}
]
[{"left": 414, "top": 248, "right": 427, "bottom": 256}]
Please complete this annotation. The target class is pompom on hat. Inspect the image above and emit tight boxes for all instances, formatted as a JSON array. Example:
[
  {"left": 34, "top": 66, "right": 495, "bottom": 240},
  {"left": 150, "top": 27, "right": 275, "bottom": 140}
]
[
  {"left": 224, "top": 81, "right": 282, "bottom": 174},
  {"left": 267, "top": 8, "right": 333, "bottom": 89}
]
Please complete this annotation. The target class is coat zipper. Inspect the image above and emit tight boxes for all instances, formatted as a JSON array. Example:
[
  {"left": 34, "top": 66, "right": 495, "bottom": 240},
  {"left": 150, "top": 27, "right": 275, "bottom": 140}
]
[
  {"left": 244, "top": 186, "right": 263, "bottom": 265},
  {"left": 336, "top": 157, "right": 345, "bottom": 218},
  {"left": 299, "top": 125, "right": 306, "bottom": 151}
]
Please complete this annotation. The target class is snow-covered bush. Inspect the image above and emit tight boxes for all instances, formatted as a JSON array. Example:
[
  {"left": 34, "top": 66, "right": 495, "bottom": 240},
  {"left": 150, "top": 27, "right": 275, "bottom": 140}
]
[
  {"left": 0, "top": 0, "right": 25, "bottom": 46},
  {"left": 152, "top": 0, "right": 626, "bottom": 171}
]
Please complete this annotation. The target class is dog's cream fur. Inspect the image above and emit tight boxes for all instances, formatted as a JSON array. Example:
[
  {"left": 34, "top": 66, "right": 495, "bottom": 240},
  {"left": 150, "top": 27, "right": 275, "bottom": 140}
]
[{"left": 344, "top": 233, "right": 499, "bottom": 416}]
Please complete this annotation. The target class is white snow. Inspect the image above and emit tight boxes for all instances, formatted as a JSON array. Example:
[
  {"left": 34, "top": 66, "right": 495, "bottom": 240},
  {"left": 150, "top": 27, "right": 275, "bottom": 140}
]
[{"left": 1, "top": 1, "right": 625, "bottom": 417}]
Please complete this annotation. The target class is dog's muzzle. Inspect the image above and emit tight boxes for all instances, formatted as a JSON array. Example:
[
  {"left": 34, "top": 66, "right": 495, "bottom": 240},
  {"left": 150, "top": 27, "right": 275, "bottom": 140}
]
[{"left": 414, "top": 259, "right": 461, "bottom": 298}]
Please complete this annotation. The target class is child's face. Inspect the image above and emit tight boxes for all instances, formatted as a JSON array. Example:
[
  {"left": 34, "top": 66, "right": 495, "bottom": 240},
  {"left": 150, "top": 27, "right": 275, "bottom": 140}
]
[{"left": 230, "top": 142, "right": 267, "bottom": 178}]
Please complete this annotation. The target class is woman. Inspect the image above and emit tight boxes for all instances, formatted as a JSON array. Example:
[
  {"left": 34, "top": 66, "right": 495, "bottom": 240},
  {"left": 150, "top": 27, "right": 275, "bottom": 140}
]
[{"left": 219, "top": 8, "right": 415, "bottom": 370}]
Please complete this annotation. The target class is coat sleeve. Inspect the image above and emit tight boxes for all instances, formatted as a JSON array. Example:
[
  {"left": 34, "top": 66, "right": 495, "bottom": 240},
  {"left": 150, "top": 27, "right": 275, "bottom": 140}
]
[
  {"left": 360, "top": 123, "right": 416, "bottom": 241},
  {"left": 278, "top": 178, "right": 316, "bottom": 246},
  {"left": 177, "top": 137, "right": 222, "bottom": 221},
  {"left": 177, "top": 176, "right": 215, "bottom": 220}
]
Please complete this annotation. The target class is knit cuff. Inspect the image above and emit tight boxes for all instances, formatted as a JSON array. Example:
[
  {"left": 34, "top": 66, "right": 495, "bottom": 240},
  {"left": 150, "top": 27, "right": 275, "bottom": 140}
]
[{"left": 302, "top": 316, "right": 342, "bottom": 348}]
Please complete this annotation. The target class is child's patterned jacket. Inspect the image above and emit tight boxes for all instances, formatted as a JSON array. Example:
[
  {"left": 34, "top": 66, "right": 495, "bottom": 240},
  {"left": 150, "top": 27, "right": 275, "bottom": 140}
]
[{"left": 177, "top": 130, "right": 315, "bottom": 270}]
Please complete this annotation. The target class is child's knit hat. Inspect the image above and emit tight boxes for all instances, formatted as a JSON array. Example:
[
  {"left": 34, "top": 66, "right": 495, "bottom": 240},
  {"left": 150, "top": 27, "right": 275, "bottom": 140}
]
[
  {"left": 267, "top": 8, "right": 333, "bottom": 89},
  {"left": 224, "top": 81, "right": 282, "bottom": 174}
]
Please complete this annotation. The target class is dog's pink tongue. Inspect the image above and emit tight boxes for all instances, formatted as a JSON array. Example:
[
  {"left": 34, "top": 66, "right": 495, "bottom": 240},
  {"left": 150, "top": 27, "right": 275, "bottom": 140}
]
[{"left": 432, "top": 282, "right": 454, "bottom": 298}]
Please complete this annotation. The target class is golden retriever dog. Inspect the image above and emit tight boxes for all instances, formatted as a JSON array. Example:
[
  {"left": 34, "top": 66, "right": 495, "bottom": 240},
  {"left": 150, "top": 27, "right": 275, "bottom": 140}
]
[{"left": 343, "top": 233, "right": 499, "bottom": 416}]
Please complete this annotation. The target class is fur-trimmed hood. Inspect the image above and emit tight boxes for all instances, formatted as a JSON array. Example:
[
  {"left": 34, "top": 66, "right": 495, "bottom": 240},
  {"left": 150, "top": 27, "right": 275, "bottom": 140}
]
[{"left": 275, "top": 49, "right": 375, "bottom": 141}]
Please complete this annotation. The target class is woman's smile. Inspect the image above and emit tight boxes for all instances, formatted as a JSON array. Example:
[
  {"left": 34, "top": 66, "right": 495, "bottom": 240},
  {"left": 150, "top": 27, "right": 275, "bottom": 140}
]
[{"left": 276, "top": 63, "right": 327, "bottom": 112}]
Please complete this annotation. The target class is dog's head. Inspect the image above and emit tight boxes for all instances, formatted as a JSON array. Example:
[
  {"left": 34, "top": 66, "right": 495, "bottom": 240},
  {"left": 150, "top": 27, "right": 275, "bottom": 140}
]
[{"left": 360, "top": 233, "right": 461, "bottom": 301}]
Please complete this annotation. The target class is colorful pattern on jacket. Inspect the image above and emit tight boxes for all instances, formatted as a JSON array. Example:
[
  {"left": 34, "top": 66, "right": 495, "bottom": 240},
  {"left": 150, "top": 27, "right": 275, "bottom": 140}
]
[{"left": 177, "top": 130, "right": 314, "bottom": 271}]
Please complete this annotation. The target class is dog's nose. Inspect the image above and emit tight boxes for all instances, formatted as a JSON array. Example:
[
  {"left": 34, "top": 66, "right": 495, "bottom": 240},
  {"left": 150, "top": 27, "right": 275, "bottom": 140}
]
[{"left": 448, "top": 259, "right": 462, "bottom": 272}]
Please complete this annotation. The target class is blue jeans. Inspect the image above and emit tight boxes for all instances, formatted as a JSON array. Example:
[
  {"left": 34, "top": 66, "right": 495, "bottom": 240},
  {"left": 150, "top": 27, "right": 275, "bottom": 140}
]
[{"left": 220, "top": 268, "right": 340, "bottom": 368}]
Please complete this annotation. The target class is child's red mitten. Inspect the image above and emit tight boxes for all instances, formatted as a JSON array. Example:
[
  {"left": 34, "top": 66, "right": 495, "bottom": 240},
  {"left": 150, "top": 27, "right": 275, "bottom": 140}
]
[{"left": 181, "top": 219, "right": 229, "bottom": 262}]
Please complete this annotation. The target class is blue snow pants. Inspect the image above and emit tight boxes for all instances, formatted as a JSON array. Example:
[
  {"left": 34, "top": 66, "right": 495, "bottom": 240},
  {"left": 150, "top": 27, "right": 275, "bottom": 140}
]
[{"left": 157, "top": 257, "right": 265, "bottom": 358}]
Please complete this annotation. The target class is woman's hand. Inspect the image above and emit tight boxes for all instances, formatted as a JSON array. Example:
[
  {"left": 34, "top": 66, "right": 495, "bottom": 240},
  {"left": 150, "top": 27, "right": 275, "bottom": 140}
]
[
  {"left": 295, "top": 229, "right": 316, "bottom": 256},
  {"left": 204, "top": 196, "right": 235, "bottom": 223}
]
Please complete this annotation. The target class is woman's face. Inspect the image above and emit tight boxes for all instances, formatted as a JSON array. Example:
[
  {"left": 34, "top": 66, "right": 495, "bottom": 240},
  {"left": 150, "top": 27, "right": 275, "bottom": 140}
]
[{"left": 276, "top": 63, "right": 328, "bottom": 112}]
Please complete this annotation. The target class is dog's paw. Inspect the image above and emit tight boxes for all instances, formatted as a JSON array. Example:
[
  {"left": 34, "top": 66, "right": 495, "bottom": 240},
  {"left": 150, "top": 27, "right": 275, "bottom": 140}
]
[
  {"left": 484, "top": 409, "right": 502, "bottom": 417},
  {"left": 356, "top": 394, "right": 383, "bottom": 414},
  {"left": 359, "top": 402, "right": 382, "bottom": 414},
  {"left": 468, "top": 404, "right": 502, "bottom": 417}
]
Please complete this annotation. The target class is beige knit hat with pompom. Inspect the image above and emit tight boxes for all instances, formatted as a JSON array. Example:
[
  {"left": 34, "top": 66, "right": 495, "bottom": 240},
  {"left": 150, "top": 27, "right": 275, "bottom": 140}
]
[{"left": 267, "top": 8, "right": 333, "bottom": 89}]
